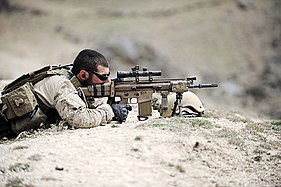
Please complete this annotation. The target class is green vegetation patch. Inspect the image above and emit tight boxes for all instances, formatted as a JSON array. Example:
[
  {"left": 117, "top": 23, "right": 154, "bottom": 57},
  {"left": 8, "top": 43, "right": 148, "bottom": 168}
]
[
  {"left": 268, "top": 154, "right": 281, "bottom": 162},
  {"left": 189, "top": 118, "right": 213, "bottom": 129},
  {"left": 245, "top": 122, "right": 265, "bottom": 133},
  {"left": 138, "top": 117, "right": 214, "bottom": 131},
  {"left": 226, "top": 112, "right": 249, "bottom": 123},
  {"left": 167, "top": 163, "right": 186, "bottom": 173},
  {"left": 216, "top": 128, "right": 244, "bottom": 147},
  {"left": 14, "top": 124, "right": 68, "bottom": 140},
  {"left": 5, "top": 177, "right": 24, "bottom": 187},
  {"left": 134, "top": 135, "right": 143, "bottom": 141},
  {"left": 271, "top": 120, "right": 281, "bottom": 131},
  {"left": 245, "top": 120, "right": 281, "bottom": 133},
  {"left": 8, "top": 163, "right": 30, "bottom": 172},
  {"left": 260, "top": 140, "right": 281, "bottom": 151},
  {"left": 131, "top": 147, "right": 140, "bottom": 152},
  {"left": 13, "top": 145, "right": 29, "bottom": 150},
  {"left": 202, "top": 109, "right": 221, "bottom": 119},
  {"left": 139, "top": 118, "right": 183, "bottom": 131}
]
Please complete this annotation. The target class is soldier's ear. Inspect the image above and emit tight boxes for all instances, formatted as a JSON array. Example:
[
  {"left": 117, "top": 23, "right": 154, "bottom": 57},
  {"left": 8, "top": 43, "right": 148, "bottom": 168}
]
[{"left": 77, "top": 70, "right": 89, "bottom": 81}]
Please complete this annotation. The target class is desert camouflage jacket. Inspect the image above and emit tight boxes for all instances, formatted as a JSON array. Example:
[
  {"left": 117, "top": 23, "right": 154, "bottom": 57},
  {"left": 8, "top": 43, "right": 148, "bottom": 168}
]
[{"left": 33, "top": 74, "right": 114, "bottom": 128}]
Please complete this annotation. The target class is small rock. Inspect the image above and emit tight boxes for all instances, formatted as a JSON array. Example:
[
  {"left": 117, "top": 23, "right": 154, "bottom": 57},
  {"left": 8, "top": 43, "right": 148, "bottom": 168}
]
[
  {"left": 55, "top": 166, "right": 64, "bottom": 171},
  {"left": 0, "top": 166, "right": 5, "bottom": 174},
  {"left": 253, "top": 155, "right": 262, "bottom": 162},
  {"left": 237, "top": 0, "right": 254, "bottom": 11},
  {"left": 193, "top": 141, "right": 199, "bottom": 149},
  {"left": 170, "top": 172, "right": 176, "bottom": 177}
]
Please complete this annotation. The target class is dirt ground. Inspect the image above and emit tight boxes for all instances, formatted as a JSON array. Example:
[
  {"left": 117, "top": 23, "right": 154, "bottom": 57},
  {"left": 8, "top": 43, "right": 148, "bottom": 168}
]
[
  {"left": 0, "top": 107, "right": 280, "bottom": 187},
  {"left": 0, "top": 0, "right": 281, "bottom": 186}
]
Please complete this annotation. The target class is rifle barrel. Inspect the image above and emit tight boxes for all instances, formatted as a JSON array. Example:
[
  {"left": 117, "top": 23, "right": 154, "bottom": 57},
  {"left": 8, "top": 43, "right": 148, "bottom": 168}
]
[{"left": 189, "top": 83, "right": 218, "bottom": 89}]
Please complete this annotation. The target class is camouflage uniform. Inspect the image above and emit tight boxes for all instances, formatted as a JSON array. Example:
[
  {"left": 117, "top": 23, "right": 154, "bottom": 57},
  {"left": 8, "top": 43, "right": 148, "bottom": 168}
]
[{"left": 33, "top": 75, "right": 114, "bottom": 128}]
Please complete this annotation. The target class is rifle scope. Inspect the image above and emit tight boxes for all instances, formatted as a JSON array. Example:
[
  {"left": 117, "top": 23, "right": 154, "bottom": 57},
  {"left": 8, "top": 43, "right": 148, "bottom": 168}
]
[{"left": 117, "top": 70, "right": 162, "bottom": 79}]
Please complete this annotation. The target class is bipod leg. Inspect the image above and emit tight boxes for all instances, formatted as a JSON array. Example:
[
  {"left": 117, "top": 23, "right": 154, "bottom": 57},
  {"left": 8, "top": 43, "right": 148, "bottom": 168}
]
[
  {"left": 177, "top": 93, "right": 183, "bottom": 117},
  {"left": 171, "top": 97, "right": 178, "bottom": 117}
]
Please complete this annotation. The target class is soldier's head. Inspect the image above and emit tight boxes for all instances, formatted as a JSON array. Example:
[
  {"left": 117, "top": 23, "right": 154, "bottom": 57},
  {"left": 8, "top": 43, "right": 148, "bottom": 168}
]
[{"left": 72, "top": 49, "right": 110, "bottom": 86}]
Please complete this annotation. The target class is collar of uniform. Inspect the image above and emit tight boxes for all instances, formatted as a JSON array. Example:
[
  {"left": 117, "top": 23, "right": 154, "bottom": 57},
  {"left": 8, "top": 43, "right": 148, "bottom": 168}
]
[{"left": 70, "top": 76, "right": 82, "bottom": 89}]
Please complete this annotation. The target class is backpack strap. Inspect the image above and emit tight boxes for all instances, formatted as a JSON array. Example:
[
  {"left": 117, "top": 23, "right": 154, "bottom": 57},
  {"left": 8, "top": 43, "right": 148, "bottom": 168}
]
[
  {"left": 2, "top": 64, "right": 74, "bottom": 95},
  {"left": 2, "top": 65, "right": 51, "bottom": 95}
]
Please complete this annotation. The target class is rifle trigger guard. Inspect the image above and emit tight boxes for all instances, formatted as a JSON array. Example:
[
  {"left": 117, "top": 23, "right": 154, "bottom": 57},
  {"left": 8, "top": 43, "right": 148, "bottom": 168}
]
[{"left": 137, "top": 116, "right": 149, "bottom": 121}]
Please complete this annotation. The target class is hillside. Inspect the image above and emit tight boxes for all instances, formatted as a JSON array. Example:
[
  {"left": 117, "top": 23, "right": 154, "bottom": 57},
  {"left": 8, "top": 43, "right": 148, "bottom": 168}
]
[{"left": 0, "top": 108, "right": 280, "bottom": 186}]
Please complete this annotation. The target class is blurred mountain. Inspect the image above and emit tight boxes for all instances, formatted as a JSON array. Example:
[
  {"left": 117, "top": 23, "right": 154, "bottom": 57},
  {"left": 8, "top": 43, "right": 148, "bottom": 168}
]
[{"left": 0, "top": 0, "right": 280, "bottom": 119}]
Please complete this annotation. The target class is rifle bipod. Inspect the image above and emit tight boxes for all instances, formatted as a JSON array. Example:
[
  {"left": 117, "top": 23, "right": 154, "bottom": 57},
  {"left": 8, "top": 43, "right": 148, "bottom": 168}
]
[
  {"left": 171, "top": 93, "right": 184, "bottom": 117},
  {"left": 170, "top": 92, "right": 202, "bottom": 118}
]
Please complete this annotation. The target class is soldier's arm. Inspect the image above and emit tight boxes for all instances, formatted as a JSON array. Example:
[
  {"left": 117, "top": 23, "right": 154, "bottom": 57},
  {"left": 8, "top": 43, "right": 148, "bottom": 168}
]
[{"left": 34, "top": 75, "right": 114, "bottom": 128}]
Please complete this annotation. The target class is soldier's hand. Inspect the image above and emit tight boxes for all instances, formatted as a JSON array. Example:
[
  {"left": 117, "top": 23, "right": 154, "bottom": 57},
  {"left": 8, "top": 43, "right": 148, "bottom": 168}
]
[{"left": 111, "top": 103, "right": 132, "bottom": 123}]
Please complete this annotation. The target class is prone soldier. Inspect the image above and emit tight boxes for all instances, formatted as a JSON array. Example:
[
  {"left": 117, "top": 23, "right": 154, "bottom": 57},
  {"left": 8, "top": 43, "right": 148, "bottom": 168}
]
[{"left": 0, "top": 49, "right": 131, "bottom": 138}]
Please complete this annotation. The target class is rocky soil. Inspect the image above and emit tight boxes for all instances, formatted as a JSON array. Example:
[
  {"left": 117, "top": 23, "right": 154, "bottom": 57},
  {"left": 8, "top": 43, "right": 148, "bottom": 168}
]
[{"left": 0, "top": 108, "right": 280, "bottom": 187}]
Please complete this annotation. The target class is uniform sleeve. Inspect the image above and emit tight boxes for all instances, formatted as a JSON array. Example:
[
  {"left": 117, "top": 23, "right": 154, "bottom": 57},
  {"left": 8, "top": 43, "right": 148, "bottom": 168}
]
[{"left": 35, "top": 75, "right": 114, "bottom": 128}]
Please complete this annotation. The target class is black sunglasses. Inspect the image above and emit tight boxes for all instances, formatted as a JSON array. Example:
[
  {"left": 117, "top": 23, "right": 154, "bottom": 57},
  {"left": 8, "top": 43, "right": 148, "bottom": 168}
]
[{"left": 91, "top": 71, "right": 110, "bottom": 81}]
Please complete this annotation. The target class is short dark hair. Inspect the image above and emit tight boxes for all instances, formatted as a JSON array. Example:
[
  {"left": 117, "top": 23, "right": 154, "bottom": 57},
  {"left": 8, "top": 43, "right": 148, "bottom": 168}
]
[{"left": 71, "top": 49, "right": 109, "bottom": 75}]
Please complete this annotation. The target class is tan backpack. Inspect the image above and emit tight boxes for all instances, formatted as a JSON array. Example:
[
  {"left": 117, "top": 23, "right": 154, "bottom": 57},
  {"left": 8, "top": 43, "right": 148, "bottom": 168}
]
[{"left": 0, "top": 65, "right": 72, "bottom": 135}]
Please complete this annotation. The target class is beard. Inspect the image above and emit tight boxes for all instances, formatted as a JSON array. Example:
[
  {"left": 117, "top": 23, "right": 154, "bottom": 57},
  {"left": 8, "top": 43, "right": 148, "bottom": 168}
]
[{"left": 80, "top": 77, "right": 93, "bottom": 87}]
